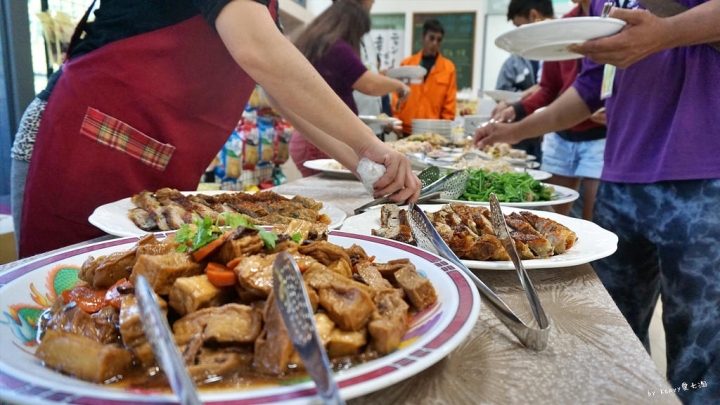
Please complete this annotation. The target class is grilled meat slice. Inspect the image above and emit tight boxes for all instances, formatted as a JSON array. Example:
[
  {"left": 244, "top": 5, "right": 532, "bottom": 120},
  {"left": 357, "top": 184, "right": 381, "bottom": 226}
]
[
  {"left": 128, "top": 208, "right": 157, "bottom": 231},
  {"left": 521, "top": 211, "right": 578, "bottom": 253},
  {"left": 506, "top": 213, "right": 554, "bottom": 258}
]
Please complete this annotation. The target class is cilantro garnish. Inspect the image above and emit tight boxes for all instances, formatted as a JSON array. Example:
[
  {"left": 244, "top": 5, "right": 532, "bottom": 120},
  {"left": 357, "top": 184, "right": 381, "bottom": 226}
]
[
  {"left": 174, "top": 212, "right": 282, "bottom": 252},
  {"left": 291, "top": 232, "right": 303, "bottom": 243}
]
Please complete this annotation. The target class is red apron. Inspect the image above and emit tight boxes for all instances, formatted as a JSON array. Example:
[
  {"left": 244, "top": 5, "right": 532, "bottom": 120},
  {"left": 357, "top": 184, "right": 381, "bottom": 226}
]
[{"left": 20, "top": 14, "right": 261, "bottom": 258}]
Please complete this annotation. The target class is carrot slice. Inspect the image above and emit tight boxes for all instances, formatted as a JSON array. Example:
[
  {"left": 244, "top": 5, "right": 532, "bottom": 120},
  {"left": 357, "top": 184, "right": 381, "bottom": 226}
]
[
  {"left": 192, "top": 231, "right": 232, "bottom": 262},
  {"left": 205, "top": 262, "right": 237, "bottom": 287},
  {"left": 104, "top": 278, "right": 133, "bottom": 310},
  {"left": 226, "top": 257, "right": 243, "bottom": 269},
  {"left": 64, "top": 286, "right": 108, "bottom": 313}
]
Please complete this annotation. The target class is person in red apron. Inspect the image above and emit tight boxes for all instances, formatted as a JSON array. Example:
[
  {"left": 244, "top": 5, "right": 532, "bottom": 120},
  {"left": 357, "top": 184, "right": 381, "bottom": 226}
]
[{"left": 18, "top": 0, "right": 421, "bottom": 258}]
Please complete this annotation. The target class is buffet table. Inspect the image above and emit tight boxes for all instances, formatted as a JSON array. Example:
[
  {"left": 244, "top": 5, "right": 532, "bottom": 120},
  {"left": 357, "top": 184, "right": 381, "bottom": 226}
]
[
  {"left": 274, "top": 175, "right": 681, "bottom": 404},
  {"left": 0, "top": 175, "right": 680, "bottom": 404}
]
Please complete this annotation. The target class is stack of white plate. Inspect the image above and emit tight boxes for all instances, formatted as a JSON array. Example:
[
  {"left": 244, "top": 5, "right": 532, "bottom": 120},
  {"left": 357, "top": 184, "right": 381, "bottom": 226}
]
[{"left": 412, "top": 119, "right": 453, "bottom": 139}]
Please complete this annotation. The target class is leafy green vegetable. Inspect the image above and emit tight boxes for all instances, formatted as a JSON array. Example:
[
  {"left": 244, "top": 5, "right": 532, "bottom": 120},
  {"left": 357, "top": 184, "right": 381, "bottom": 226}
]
[
  {"left": 460, "top": 169, "right": 554, "bottom": 203},
  {"left": 174, "top": 212, "right": 281, "bottom": 252},
  {"left": 291, "top": 232, "right": 303, "bottom": 243}
]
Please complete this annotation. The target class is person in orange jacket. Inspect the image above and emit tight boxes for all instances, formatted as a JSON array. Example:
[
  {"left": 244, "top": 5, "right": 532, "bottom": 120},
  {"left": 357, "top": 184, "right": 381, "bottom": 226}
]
[{"left": 393, "top": 19, "right": 457, "bottom": 136}]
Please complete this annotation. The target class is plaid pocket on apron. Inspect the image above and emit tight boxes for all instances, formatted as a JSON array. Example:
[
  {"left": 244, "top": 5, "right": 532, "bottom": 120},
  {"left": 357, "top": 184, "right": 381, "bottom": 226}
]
[{"left": 80, "top": 107, "right": 175, "bottom": 171}]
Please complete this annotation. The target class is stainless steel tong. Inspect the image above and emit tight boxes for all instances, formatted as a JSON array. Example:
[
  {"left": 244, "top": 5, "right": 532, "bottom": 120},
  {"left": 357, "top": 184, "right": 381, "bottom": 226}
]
[
  {"left": 354, "top": 169, "right": 470, "bottom": 214},
  {"left": 406, "top": 198, "right": 550, "bottom": 350}
]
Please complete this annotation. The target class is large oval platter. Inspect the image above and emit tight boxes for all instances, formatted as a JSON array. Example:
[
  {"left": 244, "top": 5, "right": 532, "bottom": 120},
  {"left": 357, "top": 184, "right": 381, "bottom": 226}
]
[{"left": 0, "top": 231, "right": 479, "bottom": 404}]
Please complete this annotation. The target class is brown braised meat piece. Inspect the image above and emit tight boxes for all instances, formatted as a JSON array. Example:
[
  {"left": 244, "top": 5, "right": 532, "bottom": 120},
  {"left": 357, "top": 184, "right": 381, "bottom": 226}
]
[
  {"left": 119, "top": 294, "right": 167, "bottom": 366},
  {"left": 344, "top": 244, "right": 369, "bottom": 267},
  {"left": 372, "top": 258, "right": 414, "bottom": 282},
  {"left": 303, "top": 267, "right": 375, "bottom": 299},
  {"left": 130, "top": 252, "right": 203, "bottom": 295},
  {"left": 44, "top": 303, "right": 122, "bottom": 345},
  {"left": 318, "top": 284, "right": 375, "bottom": 332},
  {"left": 288, "top": 313, "right": 335, "bottom": 369},
  {"left": 521, "top": 211, "right": 578, "bottom": 253},
  {"left": 327, "top": 328, "right": 367, "bottom": 357},
  {"left": 79, "top": 234, "right": 157, "bottom": 289},
  {"left": 394, "top": 265, "right": 437, "bottom": 311},
  {"left": 356, "top": 262, "right": 394, "bottom": 292},
  {"left": 253, "top": 291, "right": 294, "bottom": 375},
  {"left": 169, "top": 274, "right": 232, "bottom": 316},
  {"left": 299, "top": 241, "right": 353, "bottom": 278},
  {"left": 368, "top": 289, "right": 409, "bottom": 354},
  {"left": 214, "top": 230, "right": 264, "bottom": 265},
  {"left": 173, "top": 303, "right": 262, "bottom": 346},
  {"left": 186, "top": 346, "right": 253, "bottom": 384},
  {"left": 234, "top": 252, "right": 277, "bottom": 297},
  {"left": 35, "top": 330, "right": 133, "bottom": 383}
]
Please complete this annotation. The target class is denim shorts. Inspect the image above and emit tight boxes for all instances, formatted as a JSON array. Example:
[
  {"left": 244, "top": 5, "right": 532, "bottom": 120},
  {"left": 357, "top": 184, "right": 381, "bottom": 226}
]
[{"left": 540, "top": 132, "right": 605, "bottom": 179}]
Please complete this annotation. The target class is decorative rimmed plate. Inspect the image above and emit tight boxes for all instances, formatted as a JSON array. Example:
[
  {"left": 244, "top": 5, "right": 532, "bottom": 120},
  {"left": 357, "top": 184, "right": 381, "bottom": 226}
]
[
  {"left": 302, "top": 159, "right": 358, "bottom": 180},
  {"left": 0, "top": 231, "right": 479, "bottom": 404},
  {"left": 88, "top": 190, "right": 347, "bottom": 237},
  {"left": 436, "top": 183, "right": 579, "bottom": 208},
  {"left": 495, "top": 17, "right": 626, "bottom": 61},
  {"left": 341, "top": 204, "right": 617, "bottom": 270}
]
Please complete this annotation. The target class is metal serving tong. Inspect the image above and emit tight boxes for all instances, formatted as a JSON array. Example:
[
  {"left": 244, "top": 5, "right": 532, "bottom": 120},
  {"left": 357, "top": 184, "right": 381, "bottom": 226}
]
[
  {"left": 406, "top": 198, "right": 550, "bottom": 350},
  {"left": 273, "top": 252, "right": 345, "bottom": 405},
  {"left": 135, "top": 275, "right": 202, "bottom": 405},
  {"left": 354, "top": 169, "right": 470, "bottom": 214}
]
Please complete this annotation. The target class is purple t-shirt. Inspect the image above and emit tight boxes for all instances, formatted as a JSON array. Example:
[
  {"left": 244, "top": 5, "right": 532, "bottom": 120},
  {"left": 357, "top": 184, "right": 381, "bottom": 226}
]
[
  {"left": 573, "top": 0, "right": 720, "bottom": 183},
  {"left": 313, "top": 40, "right": 367, "bottom": 115}
]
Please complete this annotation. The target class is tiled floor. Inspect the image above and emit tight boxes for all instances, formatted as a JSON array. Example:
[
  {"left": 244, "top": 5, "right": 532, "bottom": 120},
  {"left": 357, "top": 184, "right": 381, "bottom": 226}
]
[{"left": 649, "top": 297, "right": 667, "bottom": 376}]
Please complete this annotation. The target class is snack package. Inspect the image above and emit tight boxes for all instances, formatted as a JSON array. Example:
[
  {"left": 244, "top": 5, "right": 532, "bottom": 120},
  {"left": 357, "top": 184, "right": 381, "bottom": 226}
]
[
  {"left": 257, "top": 115, "right": 276, "bottom": 165},
  {"left": 273, "top": 118, "right": 293, "bottom": 165},
  {"left": 247, "top": 86, "right": 270, "bottom": 110},
  {"left": 220, "top": 126, "right": 243, "bottom": 190},
  {"left": 241, "top": 113, "right": 260, "bottom": 170}
]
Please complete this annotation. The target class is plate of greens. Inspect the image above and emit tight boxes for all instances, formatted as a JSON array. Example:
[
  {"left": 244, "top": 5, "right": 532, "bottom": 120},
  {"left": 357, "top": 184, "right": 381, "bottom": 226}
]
[{"left": 435, "top": 169, "right": 579, "bottom": 207}]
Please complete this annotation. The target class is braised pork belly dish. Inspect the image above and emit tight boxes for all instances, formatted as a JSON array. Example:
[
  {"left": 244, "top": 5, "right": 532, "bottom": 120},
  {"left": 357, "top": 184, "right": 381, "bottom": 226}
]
[
  {"left": 128, "top": 188, "right": 331, "bottom": 235},
  {"left": 373, "top": 203, "right": 577, "bottom": 261},
  {"left": 34, "top": 218, "right": 437, "bottom": 389}
]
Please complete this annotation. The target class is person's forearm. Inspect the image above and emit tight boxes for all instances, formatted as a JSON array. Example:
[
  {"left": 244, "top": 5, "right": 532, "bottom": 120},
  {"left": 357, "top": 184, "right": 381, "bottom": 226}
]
[
  {"left": 267, "top": 96, "right": 359, "bottom": 173},
  {"left": 664, "top": 0, "right": 720, "bottom": 48},
  {"left": 216, "top": 0, "right": 381, "bottom": 156},
  {"left": 515, "top": 87, "right": 592, "bottom": 139},
  {"left": 354, "top": 72, "right": 405, "bottom": 97}
]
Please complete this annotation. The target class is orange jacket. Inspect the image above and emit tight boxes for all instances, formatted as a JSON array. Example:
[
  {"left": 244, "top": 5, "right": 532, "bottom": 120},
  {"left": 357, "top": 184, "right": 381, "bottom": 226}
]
[{"left": 392, "top": 51, "right": 457, "bottom": 135}]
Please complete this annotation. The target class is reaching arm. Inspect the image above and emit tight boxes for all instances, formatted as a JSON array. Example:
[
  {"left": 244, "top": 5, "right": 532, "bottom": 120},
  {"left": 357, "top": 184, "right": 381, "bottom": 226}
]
[
  {"left": 474, "top": 87, "right": 592, "bottom": 149},
  {"left": 568, "top": 1, "right": 720, "bottom": 68},
  {"left": 215, "top": 0, "right": 420, "bottom": 201},
  {"left": 353, "top": 71, "right": 409, "bottom": 98}
]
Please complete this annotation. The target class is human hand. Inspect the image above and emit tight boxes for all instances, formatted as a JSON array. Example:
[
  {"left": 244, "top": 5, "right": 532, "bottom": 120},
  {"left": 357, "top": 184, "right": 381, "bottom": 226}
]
[
  {"left": 567, "top": 8, "right": 671, "bottom": 68},
  {"left": 383, "top": 120, "right": 402, "bottom": 134},
  {"left": 492, "top": 106, "right": 516, "bottom": 123},
  {"left": 360, "top": 142, "right": 421, "bottom": 202},
  {"left": 397, "top": 84, "right": 411, "bottom": 104},
  {"left": 590, "top": 107, "right": 606, "bottom": 125},
  {"left": 491, "top": 101, "right": 509, "bottom": 116},
  {"left": 473, "top": 122, "right": 523, "bottom": 150}
]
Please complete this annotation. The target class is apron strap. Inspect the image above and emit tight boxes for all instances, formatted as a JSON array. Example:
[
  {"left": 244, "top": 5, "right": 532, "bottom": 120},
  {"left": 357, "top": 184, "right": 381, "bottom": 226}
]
[{"left": 66, "top": 0, "right": 98, "bottom": 58}]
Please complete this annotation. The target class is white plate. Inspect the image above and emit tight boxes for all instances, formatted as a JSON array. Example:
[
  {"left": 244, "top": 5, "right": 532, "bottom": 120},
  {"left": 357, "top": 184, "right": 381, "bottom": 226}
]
[
  {"left": 88, "top": 190, "right": 347, "bottom": 237},
  {"left": 359, "top": 115, "right": 401, "bottom": 125},
  {"left": 341, "top": 205, "right": 618, "bottom": 270},
  {"left": 495, "top": 17, "right": 626, "bottom": 61},
  {"left": 387, "top": 66, "right": 427, "bottom": 80},
  {"left": 436, "top": 183, "right": 579, "bottom": 208},
  {"left": 0, "top": 231, "right": 479, "bottom": 404},
  {"left": 482, "top": 90, "right": 522, "bottom": 103},
  {"left": 472, "top": 149, "right": 537, "bottom": 163},
  {"left": 303, "top": 158, "right": 358, "bottom": 180}
]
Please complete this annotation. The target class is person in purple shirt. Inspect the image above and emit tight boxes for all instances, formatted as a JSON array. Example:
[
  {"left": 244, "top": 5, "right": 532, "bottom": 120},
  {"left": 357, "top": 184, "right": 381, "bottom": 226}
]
[
  {"left": 475, "top": 1, "right": 720, "bottom": 403},
  {"left": 289, "top": 0, "right": 409, "bottom": 176}
]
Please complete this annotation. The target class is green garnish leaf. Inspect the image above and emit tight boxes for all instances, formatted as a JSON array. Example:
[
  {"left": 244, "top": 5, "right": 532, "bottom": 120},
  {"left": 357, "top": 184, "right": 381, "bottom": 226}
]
[
  {"left": 291, "top": 232, "right": 303, "bottom": 243},
  {"left": 259, "top": 230, "right": 279, "bottom": 250}
]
